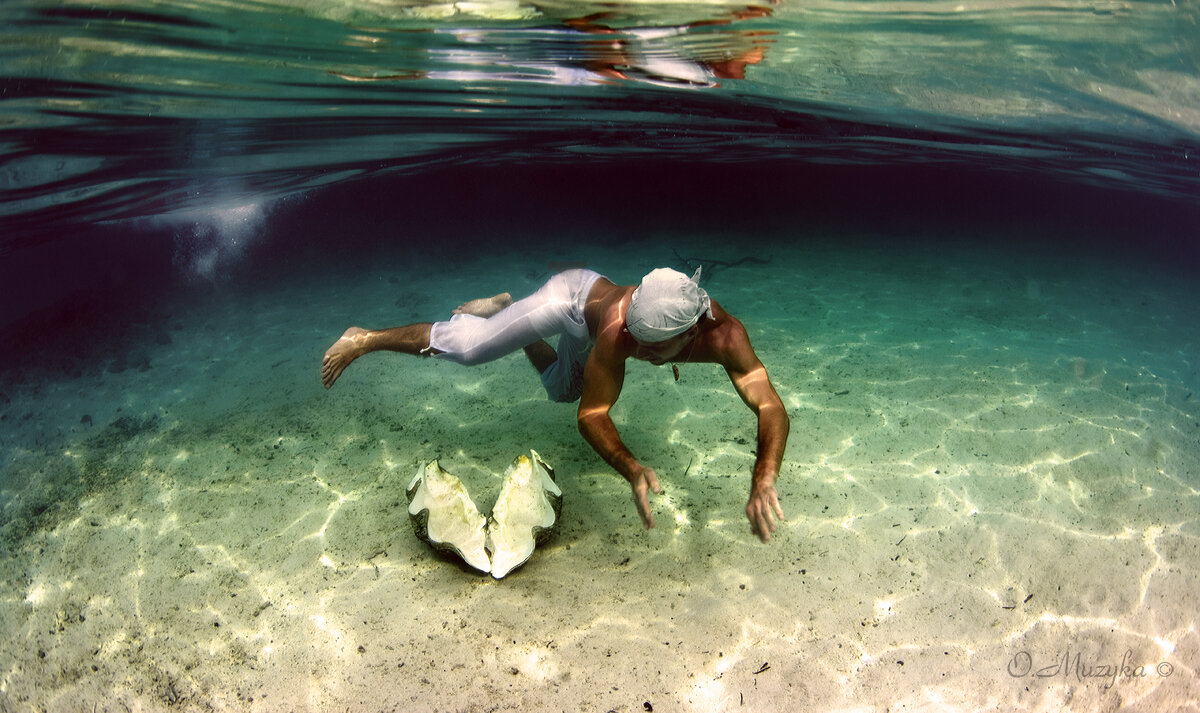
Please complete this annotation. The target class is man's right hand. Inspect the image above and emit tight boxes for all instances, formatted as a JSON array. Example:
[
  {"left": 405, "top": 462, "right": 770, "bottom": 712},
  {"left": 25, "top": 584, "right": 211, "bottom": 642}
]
[{"left": 628, "top": 465, "right": 662, "bottom": 529}]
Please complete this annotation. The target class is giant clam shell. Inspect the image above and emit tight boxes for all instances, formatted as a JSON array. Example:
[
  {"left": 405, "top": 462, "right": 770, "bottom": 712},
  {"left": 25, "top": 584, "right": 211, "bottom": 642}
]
[
  {"left": 406, "top": 451, "right": 562, "bottom": 577},
  {"left": 487, "top": 450, "right": 562, "bottom": 579},
  {"left": 406, "top": 460, "right": 491, "bottom": 573}
]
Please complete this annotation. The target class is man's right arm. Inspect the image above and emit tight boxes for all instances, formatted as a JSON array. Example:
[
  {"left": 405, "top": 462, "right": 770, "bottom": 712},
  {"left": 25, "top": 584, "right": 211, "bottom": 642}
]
[{"left": 576, "top": 344, "right": 661, "bottom": 529}]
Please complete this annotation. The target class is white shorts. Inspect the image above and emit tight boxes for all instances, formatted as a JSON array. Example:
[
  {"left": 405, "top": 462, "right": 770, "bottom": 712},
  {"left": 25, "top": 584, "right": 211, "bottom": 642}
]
[{"left": 428, "top": 269, "right": 603, "bottom": 402}]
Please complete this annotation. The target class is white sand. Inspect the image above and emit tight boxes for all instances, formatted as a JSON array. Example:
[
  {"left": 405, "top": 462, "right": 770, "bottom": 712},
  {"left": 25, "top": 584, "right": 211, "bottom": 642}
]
[{"left": 1, "top": 237, "right": 1198, "bottom": 712}]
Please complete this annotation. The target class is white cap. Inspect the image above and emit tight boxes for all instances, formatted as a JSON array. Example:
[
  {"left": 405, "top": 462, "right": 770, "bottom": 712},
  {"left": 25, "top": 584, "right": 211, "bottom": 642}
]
[{"left": 626, "top": 267, "right": 712, "bottom": 343}]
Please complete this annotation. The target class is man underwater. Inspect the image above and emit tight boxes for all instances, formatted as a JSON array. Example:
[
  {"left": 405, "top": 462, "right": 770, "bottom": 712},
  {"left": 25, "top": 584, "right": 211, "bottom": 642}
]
[{"left": 321, "top": 267, "right": 789, "bottom": 542}]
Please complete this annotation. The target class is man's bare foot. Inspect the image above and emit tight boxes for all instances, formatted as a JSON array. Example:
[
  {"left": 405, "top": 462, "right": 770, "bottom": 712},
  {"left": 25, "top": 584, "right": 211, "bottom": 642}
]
[
  {"left": 322, "top": 327, "right": 369, "bottom": 389},
  {"left": 453, "top": 292, "right": 512, "bottom": 318}
]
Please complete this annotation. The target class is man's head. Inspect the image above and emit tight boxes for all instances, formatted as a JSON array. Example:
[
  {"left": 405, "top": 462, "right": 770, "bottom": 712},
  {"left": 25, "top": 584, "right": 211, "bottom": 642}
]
[{"left": 626, "top": 267, "right": 712, "bottom": 354}]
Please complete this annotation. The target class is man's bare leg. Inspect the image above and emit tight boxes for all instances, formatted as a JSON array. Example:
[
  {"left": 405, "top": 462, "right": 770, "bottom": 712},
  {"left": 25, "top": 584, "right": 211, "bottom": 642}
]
[
  {"left": 522, "top": 340, "right": 557, "bottom": 374},
  {"left": 321, "top": 323, "right": 433, "bottom": 389},
  {"left": 455, "top": 292, "right": 557, "bottom": 375},
  {"left": 454, "top": 292, "right": 511, "bottom": 317}
]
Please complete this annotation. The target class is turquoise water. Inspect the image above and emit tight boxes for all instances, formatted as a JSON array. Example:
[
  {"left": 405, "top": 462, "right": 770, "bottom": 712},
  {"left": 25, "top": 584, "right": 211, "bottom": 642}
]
[{"left": 2, "top": 1, "right": 1200, "bottom": 711}]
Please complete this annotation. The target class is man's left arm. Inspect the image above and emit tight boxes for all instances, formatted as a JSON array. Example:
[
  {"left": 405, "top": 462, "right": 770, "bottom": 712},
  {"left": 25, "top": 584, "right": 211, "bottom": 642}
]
[{"left": 723, "top": 321, "right": 790, "bottom": 542}]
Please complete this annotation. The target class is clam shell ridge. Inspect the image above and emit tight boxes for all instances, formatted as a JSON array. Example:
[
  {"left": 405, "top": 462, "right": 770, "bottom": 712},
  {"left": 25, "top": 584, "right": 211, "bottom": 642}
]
[
  {"left": 486, "top": 449, "right": 563, "bottom": 579},
  {"left": 406, "top": 460, "right": 491, "bottom": 573}
]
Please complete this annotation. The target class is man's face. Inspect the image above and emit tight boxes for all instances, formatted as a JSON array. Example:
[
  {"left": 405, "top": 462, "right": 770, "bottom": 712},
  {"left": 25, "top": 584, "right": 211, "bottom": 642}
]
[{"left": 632, "top": 327, "right": 697, "bottom": 365}]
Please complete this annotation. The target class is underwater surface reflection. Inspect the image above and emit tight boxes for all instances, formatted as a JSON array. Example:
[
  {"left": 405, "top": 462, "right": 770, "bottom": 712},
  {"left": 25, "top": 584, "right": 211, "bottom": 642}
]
[{"left": 2, "top": 0, "right": 1197, "bottom": 237}]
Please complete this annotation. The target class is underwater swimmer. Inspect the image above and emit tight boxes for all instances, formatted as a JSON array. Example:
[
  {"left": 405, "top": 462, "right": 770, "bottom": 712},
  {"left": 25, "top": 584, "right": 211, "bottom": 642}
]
[{"left": 321, "top": 267, "right": 789, "bottom": 542}]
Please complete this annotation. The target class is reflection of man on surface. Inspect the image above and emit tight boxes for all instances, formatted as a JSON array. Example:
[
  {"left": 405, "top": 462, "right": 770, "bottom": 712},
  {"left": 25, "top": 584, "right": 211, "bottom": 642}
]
[
  {"left": 322, "top": 268, "right": 789, "bottom": 542},
  {"left": 331, "top": 4, "right": 776, "bottom": 89},
  {"left": 562, "top": 7, "right": 774, "bottom": 87}
]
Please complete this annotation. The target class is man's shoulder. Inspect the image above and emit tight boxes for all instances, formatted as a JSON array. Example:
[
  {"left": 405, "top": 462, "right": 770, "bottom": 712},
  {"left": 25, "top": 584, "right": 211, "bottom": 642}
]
[
  {"left": 589, "top": 285, "right": 636, "bottom": 356},
  {"left": 700, "top": 302, "right": 755, "bottom": 360},
  {"left": 707, "top": 299, "right": 744, "bottom": 332},
  {"left": 585, "top": 281, "right": 630, "bottom": 327}
]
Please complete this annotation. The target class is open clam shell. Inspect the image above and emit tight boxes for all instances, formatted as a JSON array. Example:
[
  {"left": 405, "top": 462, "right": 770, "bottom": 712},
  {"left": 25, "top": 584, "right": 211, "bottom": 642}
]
[
  {"left": 486, "top": 449, "right": 563, "bottom": 579},
  {"left": 406, "top": 460, "right": 491, "bottom": 574}
]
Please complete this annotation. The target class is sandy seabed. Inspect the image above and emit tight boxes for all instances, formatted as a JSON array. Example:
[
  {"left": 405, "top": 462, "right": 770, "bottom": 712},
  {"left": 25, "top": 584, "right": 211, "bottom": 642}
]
[{"left": 1, "top": 234, "right": 1198, "bottom": 712}]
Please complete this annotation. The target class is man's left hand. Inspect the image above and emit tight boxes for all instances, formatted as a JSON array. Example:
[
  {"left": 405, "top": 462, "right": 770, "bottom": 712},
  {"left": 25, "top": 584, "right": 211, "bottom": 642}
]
[{"left": 746, "top": 482, "right": 783, "bottom": 542}]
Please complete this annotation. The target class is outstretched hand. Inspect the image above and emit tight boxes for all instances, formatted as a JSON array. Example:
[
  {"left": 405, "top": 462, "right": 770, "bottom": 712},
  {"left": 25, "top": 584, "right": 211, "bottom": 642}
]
[
  {"left": 628, "top": 466, "right": 662, "bottom": 529},
  {"left": 746, "top": 482, "right": 783, "bottom": 542}
]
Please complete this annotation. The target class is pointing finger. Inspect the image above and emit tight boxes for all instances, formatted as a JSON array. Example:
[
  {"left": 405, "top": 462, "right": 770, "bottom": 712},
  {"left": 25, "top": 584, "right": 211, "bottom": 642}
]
[{"left": 636, "top": 486, "right": 655, "bottom": 529}]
